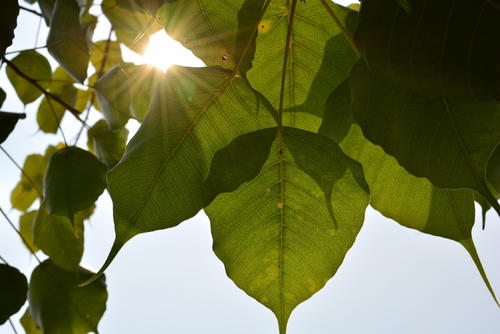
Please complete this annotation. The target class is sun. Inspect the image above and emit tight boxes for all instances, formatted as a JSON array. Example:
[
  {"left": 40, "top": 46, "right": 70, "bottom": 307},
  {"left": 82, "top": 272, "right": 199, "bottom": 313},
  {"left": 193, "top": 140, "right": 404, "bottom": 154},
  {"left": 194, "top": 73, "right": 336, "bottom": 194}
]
[{"left": 122, "top": 30, "right": 204, "bottom": 71}]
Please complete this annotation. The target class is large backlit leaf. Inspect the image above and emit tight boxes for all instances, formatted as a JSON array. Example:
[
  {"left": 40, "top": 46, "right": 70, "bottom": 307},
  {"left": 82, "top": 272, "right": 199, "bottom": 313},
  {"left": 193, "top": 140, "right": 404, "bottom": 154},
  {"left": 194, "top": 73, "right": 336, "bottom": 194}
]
[
  {"left": 116, "top": 0, "right": 169, "bottom": 15},
  {"left": 44, "top": 146, "right": 106, "bottom": 218},
  {"left": 351, "top": 61, "right": 500, "bottom": 215},
  {"left": 94, "top": 65, "right": 132, "bottom": 129},
  {"left": 0, "top": 264, "right": 28, "bottom": 325},
  {"left": 33, "top": 205, "right": 84, "bottom": 272},
  {"left": 486, "top": 146, "right": 500, "bottom": 199},
  {"left": 0, "top": 0, "right": 19, "bottom": 58},
  {"left": 6, "top": 51, "right": 52, "bottom": 105},
  {"left": 206, "top": 127, "right": 369, "bottom": 333},
  {"left": 36, "top": 67, "right": 78, "bottom": 134},
  {"left": 0, "top": 112, "right": 26, "bottom": 144},
  {"left": 29, "top": 260, "right": 107, "bottom": 334},
  {"left": 102, "top": 0, "right": 160, "bottom": 54},
  {"left": 247, "top": 0, "right": 358, "bottom": 130},
  {"left": 354, "top": 0, "right": 500, "bottom": 100},
  {"left": 85, "top": 66, "right": 275, "bottom": 283},
  {"left": 47, "top": 0, "right": 93, "bottom": 82},
  {"left": 87, "top": 119, "right": 129, "bottom": 169},
  {"left": 127, "top": 64, "right": 164, "bottom": 121},
  {"left": 319, "top": 80, "right": 498, "bottom": 304}
]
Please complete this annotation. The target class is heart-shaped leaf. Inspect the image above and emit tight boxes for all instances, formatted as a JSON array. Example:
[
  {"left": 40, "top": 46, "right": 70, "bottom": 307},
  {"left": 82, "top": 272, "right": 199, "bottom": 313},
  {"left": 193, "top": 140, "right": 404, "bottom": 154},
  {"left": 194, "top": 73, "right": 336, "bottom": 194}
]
[{"left": 0, "top": 264, "right": 28, "bottom": 325}]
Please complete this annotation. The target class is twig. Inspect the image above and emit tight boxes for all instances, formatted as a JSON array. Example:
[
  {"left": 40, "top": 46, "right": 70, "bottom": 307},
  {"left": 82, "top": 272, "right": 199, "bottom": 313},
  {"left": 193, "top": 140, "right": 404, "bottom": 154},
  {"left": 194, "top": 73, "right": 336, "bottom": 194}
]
[
  {"left": 2, "top": 57, "right": 88, "bottom": 127},
  {"left": 8, "top": 319, "right": 19, "bottom": 334},
  {"left": 0, "top": 254, "right": 9, "bottom": 265},
  {"left": 19, "top": 5, "right": 43, "bottom": 17},
  {"left": 4, "top": 45, "right": 47, "bottom": 56}
]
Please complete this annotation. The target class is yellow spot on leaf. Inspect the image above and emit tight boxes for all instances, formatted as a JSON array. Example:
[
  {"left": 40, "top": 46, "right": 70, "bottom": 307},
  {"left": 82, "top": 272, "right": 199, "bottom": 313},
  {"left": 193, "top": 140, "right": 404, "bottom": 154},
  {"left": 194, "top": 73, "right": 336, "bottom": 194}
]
[{"left": 258, "top": 20, "right": 271, "bottom": 34}]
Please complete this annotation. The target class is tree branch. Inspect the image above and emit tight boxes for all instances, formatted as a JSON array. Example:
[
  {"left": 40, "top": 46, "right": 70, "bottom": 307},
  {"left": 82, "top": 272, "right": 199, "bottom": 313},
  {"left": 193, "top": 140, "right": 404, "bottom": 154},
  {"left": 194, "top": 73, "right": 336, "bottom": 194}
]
[{"left": 19, "top": 5, "right": 43, "bottom": 18}]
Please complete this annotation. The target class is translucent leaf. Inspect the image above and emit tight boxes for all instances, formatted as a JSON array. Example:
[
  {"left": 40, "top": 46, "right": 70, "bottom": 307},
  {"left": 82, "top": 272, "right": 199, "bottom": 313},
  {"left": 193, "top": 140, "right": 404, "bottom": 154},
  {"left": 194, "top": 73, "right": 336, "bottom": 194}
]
[
  {"left": 354, "top": 0, "right": 500, "bottom": 100},
  {"left": 10, "top": 154, "right": 45, "bottom": 212},
  {"left": 47, "top": 0, "right": 93, "bottom": 82},
  {"left": 0, "top": 111, "right": 26, "bottom": 144},
  {"left": 33, "top": 205, "right": 84, "bottom": 272},
  {"left": 126, "top": 64, "right": 164, "bottom": 121},
  {"left": 0, "top": 0, "right": 19, "bottom": 58},
  {"left": 28, "top": 260, "right": 107, "bottom": 334},
  {"left": 19, "top": 211, "right": 39, "bottom": 253},
  {"left": 90, "top": 40, "right": 123, "bottom": 73},
  {"left": 351, "top": 61, "right": 500, "bottom": 215},
  {"left": 206, "top": 127, "right": 369, "bottom": 333},
  {"left": 85, "top": 66, "right": 276, "bottom": 284},
  {"left": 94, "top": 66, "right": 132, "bottom": 129},
  {"left": 0, "top": 264, "right": 28, "bottom": 325},
  {"left": 44, "top": 146, "right": 106, "bottom": 218},
  {"left": 320, "top": 80, "right": 498, "bottom": 305},
  {"left": 87, "top": 119, "right": 129, "bottom": 169},
  {"left": 6, "top": 51, "right": 52, "bottom": 105},
  {"left": 20, "top": 308, "right": 42, "bottom": 334}
]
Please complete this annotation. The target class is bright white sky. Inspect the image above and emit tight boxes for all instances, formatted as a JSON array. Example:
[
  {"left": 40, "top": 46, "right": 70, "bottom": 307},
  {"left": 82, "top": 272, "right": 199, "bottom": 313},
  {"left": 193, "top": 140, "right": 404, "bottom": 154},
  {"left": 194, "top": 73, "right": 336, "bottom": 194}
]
[{"left": 1, "top": 1, "right": 499, "bottom": 333}]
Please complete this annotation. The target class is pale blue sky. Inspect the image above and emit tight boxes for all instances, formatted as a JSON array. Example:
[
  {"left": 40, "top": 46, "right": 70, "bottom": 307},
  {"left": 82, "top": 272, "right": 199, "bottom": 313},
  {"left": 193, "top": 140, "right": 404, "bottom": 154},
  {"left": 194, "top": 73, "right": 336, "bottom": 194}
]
[{"left": 1, "top": 1, "right": 499, "bottom": 333}]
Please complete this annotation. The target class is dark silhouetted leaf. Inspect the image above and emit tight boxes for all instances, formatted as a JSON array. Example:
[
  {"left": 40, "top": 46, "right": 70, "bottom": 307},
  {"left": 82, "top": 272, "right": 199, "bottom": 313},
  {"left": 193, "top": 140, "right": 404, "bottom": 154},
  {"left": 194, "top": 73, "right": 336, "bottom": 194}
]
[
  {"left": 6, "top": 51, "right": 52, "bottom": 104},
  {"left": 354, "top": 0, "right": 500, "bottom": 100},
  {"left": 44, "top": 146, "right": 106, "bottom": 218},
  {"left": 0, "top": 264, "right": 28, "bottom": 325},
  {"left": 38, "top": 0, "right": 56, "bottom": 25},
  {"left": 87, "top": 119, "right": 129, "bottom": 169},
  {"left": 206, "top": 127, "right": 369, "bottom": 333},
  {"left": 0, "top": 111, "right": 26, "bottom": 144},
  {"left": 47, "top": 0, "right": 93, "bottom": 82},
  {"left": 0, "top": 0, "right": 19, "bottom": 58},
  {"left": 29, "top": 260, "right": 107, "bottom": 334},
  {"left": 351, "top": 61, "right": 500, "bottom": 215}
]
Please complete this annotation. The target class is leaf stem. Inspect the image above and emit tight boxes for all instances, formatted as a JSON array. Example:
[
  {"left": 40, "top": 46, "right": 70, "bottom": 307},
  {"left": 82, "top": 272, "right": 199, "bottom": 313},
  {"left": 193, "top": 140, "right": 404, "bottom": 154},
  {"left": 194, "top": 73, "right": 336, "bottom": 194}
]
[
  {"left": 0, "top": 146, "right": 44, "bottom": 199},
  {"left": 0, "top": 206, "right": 42, "bottom": 264},
  {"left": 318, "top": 0, "right": 361, "bottom": 57},
  {"left": 19, "top": 5, "right": 43, "bottom": 17},
  {"left": 2, "top": 57, "right": 88, "bottom": 127},
  {"left": 0, "top": 254, "right": 9, "bottom": 265}
]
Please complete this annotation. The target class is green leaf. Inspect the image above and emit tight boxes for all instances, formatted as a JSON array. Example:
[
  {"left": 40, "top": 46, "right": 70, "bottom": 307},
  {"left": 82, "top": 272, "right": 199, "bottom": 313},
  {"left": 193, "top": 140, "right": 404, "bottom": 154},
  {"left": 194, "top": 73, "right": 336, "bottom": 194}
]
[
  {"left": 116, "top": 0, "right": 169, "bottom": 15},
  {"left": 6, "top": 51, "right": 52, "bottom": 105},
  {"left": 0, "top": 264, "right": 28, "bottom": 325},
  {"left": 87, "top": 119, "right": 129, "bottom": 169},
  {"left": 28, "top": 260, "right": 107, "bottom": 334},
  {"left": 0, "top": 0, "right": 19, "bottom": 58},
  {"left": 102, "top": 0, "right": 160, "bottom": 54},
  {"left": 0, "top": 87, "right": 5, "bottom": 107},
  {"left": 0, "top": 111, "right": 26, "bottom": 144},
  {"left": 94, "top": 65, "right": 132, "bottom": 129},
  {"left": 38, "top": 0, "right": 56, "bottom": 25},
  {"left": 47, "top": 0, "right": 93, "bottom": 82},
  {"left": 90, "top": 40, "right": 123, "bottom": 73},
  {"left": 19, "top": 211, "right": 39, "bottom": 253},
  {"left": 350, "top": 61, "right": 500, "bottom": 215},
  {"left": 247, "top": 0, "right": 358, "bottom": 129},
  {"left": 319, "top": 80, "right": 498, "bottom": 305},
  {"left": 33, "top": 205, "right": 84, "bottom": 272},
  {"left": 44, "top": 146, "right": 106, "bottom": 218},
  {"left": 85, "top": 66, "right": 275, "bottom": 284},
  {"left": 206, "top": 127, "right": 369, "bottom": 333},
  {"left": 486, "top": 145, "right": 500, "bottom": 199},
  {"left": 10, "top": 154, "right": 45, "bottom": 212},
  {"left": 354, "top": 0, "right": 500, "bottom": 100},
  {"left": 20, "top": 308, "right": 42, "bottom": 334},
  {"left": 127, "top": 64, "right": 164, "bottom": 121}
]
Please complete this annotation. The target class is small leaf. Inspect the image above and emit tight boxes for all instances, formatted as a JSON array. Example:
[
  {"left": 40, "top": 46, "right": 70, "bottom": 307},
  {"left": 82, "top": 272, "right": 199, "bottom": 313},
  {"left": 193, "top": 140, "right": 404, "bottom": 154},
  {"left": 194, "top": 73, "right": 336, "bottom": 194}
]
[
  {"left": 0, "top": 264, "right": 28, "bottom": 325},
  {"left": 206, "top": 127, "right": 370, "bottom": 333},
  {"left": 320, "top": 80, "right": 498, "bottom": 304},
  {"left": 90, "top": 40, "right": 123, "bottom": 73},
  {"left": 33, "top": 205, "right": 84, "bottom": 272},
  {"left": 0, "top": 0, "right": 19, "bottom": 58},
  {"left": 10, "top": 154, "right": 45, "bottom": 212},
  {"left": 87, "top": 119, "right": 129, "bottom": 168},
  {"left": 351, "top": 61, "right": 500, "bottom": 215},
  {"left": 0, "top": 87, "right": 6, "bottom": 107},
  {"left": 20, "top": 308, "right": 42, "bottom": 334},
  {"left": 354, "top": 0, "right": 500, "bottom": 100},
  {"left": 44, "top": 146, "right": 106, "bottom": 218},
  {"left": 19, "top": 211, "right": 39, "bottom": 253},
  {"left": 0, "top": 111, "right": 26, "bottom": 144},
  {"left": 94, "top": 66, "right": 132, "bottom": 129},
  {"left": 28, "top": 260, "right": 107, "bottom": 334},
  {"left": 47, "top": 0, "right": 93, "bottom": 82},
  {"left": 6, "top": 51, "right": 52, "bottom": 105}
]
